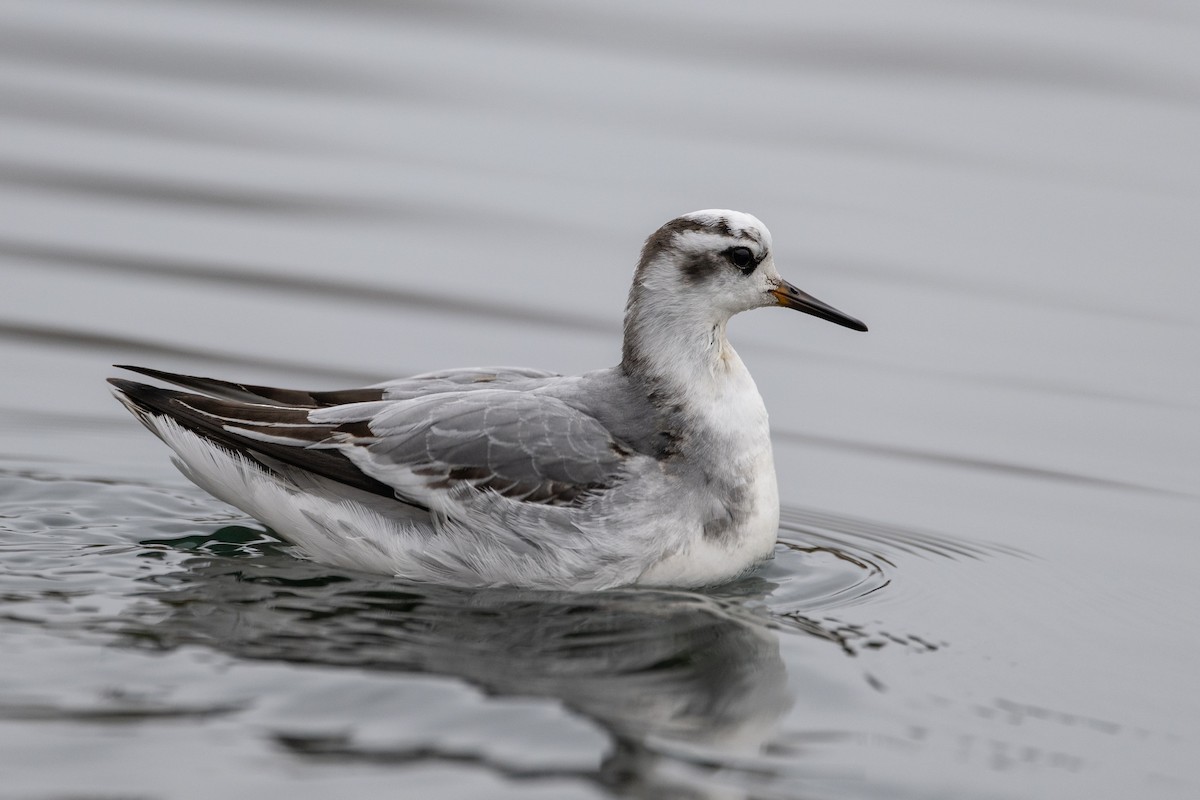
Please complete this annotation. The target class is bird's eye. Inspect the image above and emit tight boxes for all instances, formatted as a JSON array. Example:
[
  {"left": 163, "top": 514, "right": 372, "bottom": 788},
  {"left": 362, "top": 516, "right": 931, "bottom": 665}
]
[{"left": 727, "top": 246, "right": 756, "bottom": 273}]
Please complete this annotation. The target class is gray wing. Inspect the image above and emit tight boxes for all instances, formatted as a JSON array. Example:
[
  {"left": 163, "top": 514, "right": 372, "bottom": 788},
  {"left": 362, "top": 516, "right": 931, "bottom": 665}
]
[
  {"left": 316, "top": 390, "right": 632, "bottom": 507},
  {"left": 112, "top": 367, "right": 621, "bottom": 509},
  {"left": 375, "top": 367, "right": 560, "bottom": 401}
]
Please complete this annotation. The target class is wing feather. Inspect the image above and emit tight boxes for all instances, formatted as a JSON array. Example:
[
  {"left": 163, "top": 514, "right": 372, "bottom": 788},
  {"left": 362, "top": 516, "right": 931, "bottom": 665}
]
[
  {"left": 114, "top": 365, "right": 561, "bottom": 408},
  {"left": 346, "top": 390, "right": 629, "bottom": 508},
  {"left": 112, "top": 371, "right": 629, "bottom": 512},
  {"left": 108, "top": 379, "right": 400, "bottom": 502}
]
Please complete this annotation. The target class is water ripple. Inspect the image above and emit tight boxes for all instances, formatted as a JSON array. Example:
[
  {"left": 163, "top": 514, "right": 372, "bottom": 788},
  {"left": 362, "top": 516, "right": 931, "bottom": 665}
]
[
  {"left": 0, "top": 19, "right": 399, "bottom": 96},
  {"left": 0, "top": 319, "right": 380, "bottom": 383},
  {"left": 0, "top": 238, "right": 614, "bottom": 334},
  {"left": 777, "top": 429, "right": 1190, "bottom": 497}
]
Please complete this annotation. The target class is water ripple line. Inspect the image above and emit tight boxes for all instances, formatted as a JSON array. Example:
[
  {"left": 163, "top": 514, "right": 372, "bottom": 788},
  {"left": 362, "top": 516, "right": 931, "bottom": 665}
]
[{"left": 0, "top": 238, "right": 614, "bottom": 334}]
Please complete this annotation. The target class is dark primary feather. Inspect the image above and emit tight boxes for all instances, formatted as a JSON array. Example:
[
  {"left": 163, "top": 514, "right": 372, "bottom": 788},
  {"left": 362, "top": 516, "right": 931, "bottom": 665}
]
[
  {"left": 115, "top": 364, "right": 561, "bottom": 406},
  {"left": 114, "top": 365, "right": 387, "bottom": 407},
  {"left": 108, "top": 378, "right": 401, "bottom": 501}
]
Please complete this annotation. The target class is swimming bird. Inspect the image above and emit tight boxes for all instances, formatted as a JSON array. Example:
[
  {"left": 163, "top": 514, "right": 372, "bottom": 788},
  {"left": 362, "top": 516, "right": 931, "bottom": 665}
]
[{"left": 109, "top": 210, "right": 866, "bottom": 590}]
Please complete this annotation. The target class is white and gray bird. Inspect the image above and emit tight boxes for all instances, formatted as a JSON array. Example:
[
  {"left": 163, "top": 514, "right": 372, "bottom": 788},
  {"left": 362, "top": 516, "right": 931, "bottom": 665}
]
[{"left": 110, "top": 210, "right": 866, "bottom": 590}]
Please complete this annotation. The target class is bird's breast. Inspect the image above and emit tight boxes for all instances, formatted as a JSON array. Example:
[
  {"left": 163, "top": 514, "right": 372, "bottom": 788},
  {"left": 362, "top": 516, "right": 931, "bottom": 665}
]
[{"left": 638, "top": 365, "right": 780, "bottom": 586}]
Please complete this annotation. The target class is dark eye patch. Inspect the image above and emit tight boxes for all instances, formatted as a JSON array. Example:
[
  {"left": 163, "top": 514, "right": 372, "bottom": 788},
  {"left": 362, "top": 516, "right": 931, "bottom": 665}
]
[{"left": 726, "top": 246, "right": 757, "bottom": 274}]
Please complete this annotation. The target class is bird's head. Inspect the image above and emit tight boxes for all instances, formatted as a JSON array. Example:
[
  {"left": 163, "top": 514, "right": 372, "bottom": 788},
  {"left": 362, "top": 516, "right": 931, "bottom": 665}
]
[{"left": 629, "top": 209, "right": 867, "bottom": 331}]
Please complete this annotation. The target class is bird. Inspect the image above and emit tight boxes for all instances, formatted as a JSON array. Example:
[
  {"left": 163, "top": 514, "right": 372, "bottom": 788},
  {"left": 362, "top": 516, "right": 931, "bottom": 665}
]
[{"left": 109, "top": 210, "right": 866, "bottom": 590}]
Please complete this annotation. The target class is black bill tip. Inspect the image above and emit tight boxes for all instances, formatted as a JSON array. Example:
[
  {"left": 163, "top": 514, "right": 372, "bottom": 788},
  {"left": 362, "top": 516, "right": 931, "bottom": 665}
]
[{"left": 771, "top": 281, "right": 868, "bottom": 332}]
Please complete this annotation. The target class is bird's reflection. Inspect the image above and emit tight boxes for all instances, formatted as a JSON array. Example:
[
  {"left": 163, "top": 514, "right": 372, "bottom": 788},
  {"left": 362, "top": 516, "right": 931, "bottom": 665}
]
[{"left": 125, "top": 532, "right": 792, "bottom": 796}]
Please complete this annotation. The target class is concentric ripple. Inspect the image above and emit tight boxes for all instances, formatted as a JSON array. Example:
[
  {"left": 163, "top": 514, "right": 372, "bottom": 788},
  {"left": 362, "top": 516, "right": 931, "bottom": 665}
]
[{"left": 746, "top": 503, "right": 1014, "bottom": 617}]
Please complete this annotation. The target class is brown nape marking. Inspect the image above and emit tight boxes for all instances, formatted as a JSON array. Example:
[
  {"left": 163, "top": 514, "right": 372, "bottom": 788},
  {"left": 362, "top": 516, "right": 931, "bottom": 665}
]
[
  {"left": 636, "top": 217, "right": 711, "bottom": 272},
  {"left": 636, "top": 215, "right": 761, "bottom": 286}
]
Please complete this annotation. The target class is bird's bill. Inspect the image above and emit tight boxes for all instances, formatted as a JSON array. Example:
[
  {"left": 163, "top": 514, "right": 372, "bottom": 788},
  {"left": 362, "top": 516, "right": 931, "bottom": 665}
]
[{"left": 771, "top": 280, "right": 868, "bottom": 332}]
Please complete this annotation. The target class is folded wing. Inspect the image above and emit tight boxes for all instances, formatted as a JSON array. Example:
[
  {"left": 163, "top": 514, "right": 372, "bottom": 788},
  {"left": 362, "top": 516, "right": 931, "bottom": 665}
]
[
  {"left": 111, "top": 368, "right": 630, "bottom": 512},
  {"left": 317, "top": 390, "right": 631, "bottom": 507}
]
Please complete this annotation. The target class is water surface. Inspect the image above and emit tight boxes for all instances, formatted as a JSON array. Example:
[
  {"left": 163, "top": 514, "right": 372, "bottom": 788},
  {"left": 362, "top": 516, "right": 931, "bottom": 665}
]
[{"left": 1, "top": 1, "right": 1198, "bottom": 797}]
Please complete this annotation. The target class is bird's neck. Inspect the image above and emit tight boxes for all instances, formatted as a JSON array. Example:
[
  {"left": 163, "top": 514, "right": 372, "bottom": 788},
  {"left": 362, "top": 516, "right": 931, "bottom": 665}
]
[{"left": 620, "top": 295, "right": 743, "bottom": 404}]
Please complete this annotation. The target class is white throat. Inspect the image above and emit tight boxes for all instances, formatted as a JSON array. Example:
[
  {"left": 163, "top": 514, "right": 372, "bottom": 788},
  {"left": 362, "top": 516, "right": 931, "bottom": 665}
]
[{"left": 621, "top": 294, "right": 742, "bottom": 401}]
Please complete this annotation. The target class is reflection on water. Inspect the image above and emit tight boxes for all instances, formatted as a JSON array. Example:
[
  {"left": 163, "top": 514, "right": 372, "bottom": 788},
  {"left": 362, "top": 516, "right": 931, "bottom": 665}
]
[
  {"left": 124, "top": 546, "right": 790, "bottom": 793},
  {"left": 112, "top": 503, "right": 984, "bottom": 797}
]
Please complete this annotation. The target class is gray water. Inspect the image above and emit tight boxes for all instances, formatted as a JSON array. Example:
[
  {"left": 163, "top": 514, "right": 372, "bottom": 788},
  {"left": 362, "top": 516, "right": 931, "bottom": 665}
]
[{"left": 2, "top": 1, "right": 1199, "bottom": 797}]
